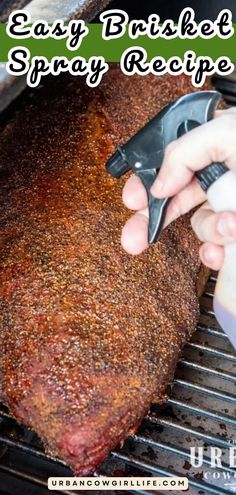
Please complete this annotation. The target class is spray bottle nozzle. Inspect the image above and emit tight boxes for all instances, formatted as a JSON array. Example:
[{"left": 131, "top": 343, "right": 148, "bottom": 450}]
[{"left": 106, "top": 148, "right": 130, "bottom": 178}]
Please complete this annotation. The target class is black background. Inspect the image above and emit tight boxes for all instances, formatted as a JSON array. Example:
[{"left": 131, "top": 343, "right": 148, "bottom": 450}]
[{"left": 97, "top": 0, "right": 236, "bottom": 21}]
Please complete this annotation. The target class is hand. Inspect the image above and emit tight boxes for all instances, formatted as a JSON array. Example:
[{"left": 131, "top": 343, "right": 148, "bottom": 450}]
[{"left": 121, "top": 107, "right": 236, "bottom": 270}]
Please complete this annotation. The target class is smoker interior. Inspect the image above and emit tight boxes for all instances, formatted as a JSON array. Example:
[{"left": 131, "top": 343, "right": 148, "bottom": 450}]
[
  {"left": 104, "top": 0, "right": 236, "bottom": 21},
  {"left": 0, "top": 0, "right": 29, "bottom": 21},
  {"left": 1, "top": 275, "right": 236, "bottom": 495}
]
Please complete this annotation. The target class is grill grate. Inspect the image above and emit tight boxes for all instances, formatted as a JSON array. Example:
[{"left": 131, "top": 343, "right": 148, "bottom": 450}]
[{"left": 1, "top": 275, "right": 236, "bottom": 495}]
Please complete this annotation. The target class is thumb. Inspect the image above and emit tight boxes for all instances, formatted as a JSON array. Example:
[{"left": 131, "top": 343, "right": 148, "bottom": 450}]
[{"left": 151, "top": 113, "right": 236, "bottom": 198}]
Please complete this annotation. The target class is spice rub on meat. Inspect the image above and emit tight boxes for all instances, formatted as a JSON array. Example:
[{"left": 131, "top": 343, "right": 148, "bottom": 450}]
[{"left": 0, "top": 69, "right": 207, "bottom": 474}]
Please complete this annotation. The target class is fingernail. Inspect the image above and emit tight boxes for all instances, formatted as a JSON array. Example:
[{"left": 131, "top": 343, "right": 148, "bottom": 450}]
[
  {"left": 151, "top": 179, "right": 164, "bottom": 196},
  {"left": 217, "top": 217, "right": 236, "bottom": 237}
]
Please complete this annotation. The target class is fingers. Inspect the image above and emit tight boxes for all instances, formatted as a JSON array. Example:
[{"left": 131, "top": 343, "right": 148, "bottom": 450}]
[
  {"left": 164, "top": 178, "right": 206, "bottom": 227},
  {"left": 122, "top": 174, "right": 147, "bottom": 211},
  {"left": 191, "top": 203, "right": 236, "bottom": 271},
  {"left": 191, "top": 204, "right": 236, "bottom": 245},
  {"left": 150, "top": 111, "right": 236, "bottom": 199},
  {"left": 123, "top": 174, "right": 205, "bottom": 221},
  {"left": 199, "top": 243, "right": 224, "bottom": 271},
  {"left": 121, "top": 210, "right": 148, "bottom": 255},
  {"left": 121, "top": 177, "right": 205, "bottom": 255},
  {"left": 121, "top": 205, "right": 226, "bottom": 269}
]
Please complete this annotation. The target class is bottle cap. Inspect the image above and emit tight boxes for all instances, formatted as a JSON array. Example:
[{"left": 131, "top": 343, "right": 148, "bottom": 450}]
[{"left": 196, "top": 162, "right": 228, "bottom": 191}]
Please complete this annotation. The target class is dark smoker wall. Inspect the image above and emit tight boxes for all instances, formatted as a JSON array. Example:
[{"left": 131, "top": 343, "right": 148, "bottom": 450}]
[
  {"left": 0, "top": 0, "right": 29, "bottom": 22},
  {"left": 104, "top": 0, "right": 236, "bottom": 21}
]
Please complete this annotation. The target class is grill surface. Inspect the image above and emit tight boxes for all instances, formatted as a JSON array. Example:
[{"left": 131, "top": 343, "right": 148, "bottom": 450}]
[{"left": 0, "top": 275, "right": 236, "bottom": 495}]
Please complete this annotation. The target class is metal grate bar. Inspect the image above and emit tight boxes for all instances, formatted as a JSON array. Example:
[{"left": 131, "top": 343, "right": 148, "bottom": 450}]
[
  {"left": 110, "top": 452, "right": 232, "bottom": 495},
  {"left": 0, "top": 464, "right": 46, "bottom": 487},
  {"left": 203, "top": 291, "right": 214, "bottom": 299},
  {"left": 178, "top": 359, "right": 236, "bottom": 382},
  {"left": 0, "top": 409, "right": 13, "bottom": 420},
  {"left": 167, "top": 398, "right": 236, "bottom": 427},
  {"left": 197, "top": 323, "right": 227, "bottom": 339},
  {"left": 0, "top": 434, "right": 66, "bottom": 465},
  {"left": 131, "top": 434, "right": 235, "bottom": 474},
  {"left": 0, "top": 465, "right": 71, "bottom": 495},
  {"left": 147, "top": 416, "right": 232, "bottom": 449},
  {"left": 186, "top": 342, "right": 236, "bottom": 360},
  {"left": 200, "top": 307, "right": 216, "bottom": 317},
  {"left": 173, "top": 378, "right": 236, "bottom": 402},
  {"left": 0, "top": 464, "right": 72, "bottom": 495}
]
